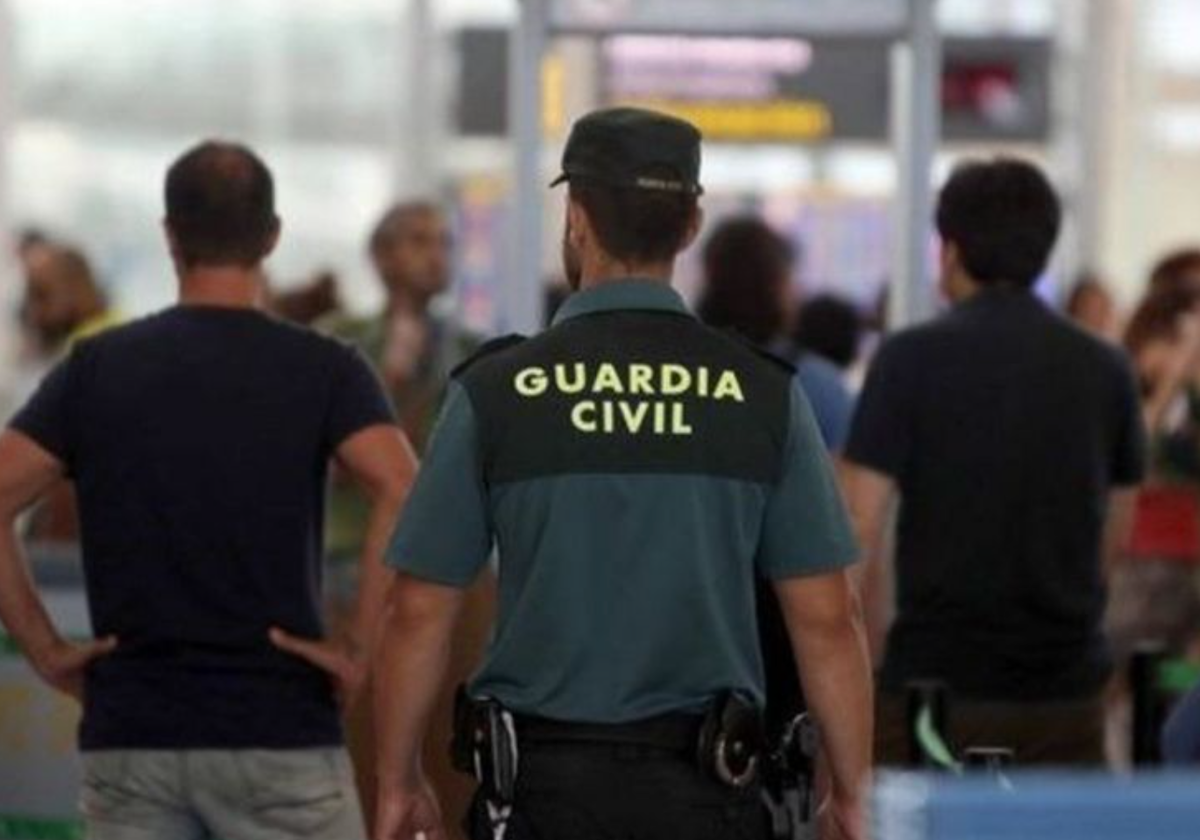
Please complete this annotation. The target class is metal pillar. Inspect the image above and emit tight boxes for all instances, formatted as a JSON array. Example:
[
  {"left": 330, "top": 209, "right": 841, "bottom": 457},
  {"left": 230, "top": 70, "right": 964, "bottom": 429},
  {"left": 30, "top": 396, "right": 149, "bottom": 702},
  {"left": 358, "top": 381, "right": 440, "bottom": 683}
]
[
  {"left": 510, "top": 0, "right": 937, "bottom": 333},
  {"left": 1073, "top": 0, "right": 1113, "bottom": 281},
  {"left": 504, "top": 0, "right": 547, "bottom": 334},
  {"left": 889, "top": 0, "right": 941, "bottom": 328},
  {"left": 402, "top": 0, "right": 438, "bottom": 196},
  {"left": 0, "top": 0, "right": 14, "bottom": 372}
]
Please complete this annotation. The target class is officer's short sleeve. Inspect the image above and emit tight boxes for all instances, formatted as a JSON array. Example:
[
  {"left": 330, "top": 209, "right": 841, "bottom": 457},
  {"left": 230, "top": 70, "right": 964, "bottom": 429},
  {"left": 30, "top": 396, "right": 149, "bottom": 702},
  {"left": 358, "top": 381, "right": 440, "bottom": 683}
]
[
  {"left": 325, "top": 344, "right": 396, "bottom": 451},
  {"left": 844, "top": 337, "right": 915, "bottom": 479},
  {"left": 8, "top": 355, "right": 75, "bottom": 468},
  {"left": 386, "top": 380, "right": 492, "bottom": 587},
  {"left": 757, "top": 383, "right": 859, "bottom": 579},
  {"left": 1109, "top": 355, "right": 1147, "bottom": 487}
]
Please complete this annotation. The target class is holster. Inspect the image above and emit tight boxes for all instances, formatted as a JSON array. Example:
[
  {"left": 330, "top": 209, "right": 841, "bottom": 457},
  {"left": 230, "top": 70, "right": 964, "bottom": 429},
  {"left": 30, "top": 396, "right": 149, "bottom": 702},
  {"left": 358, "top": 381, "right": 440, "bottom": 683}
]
[
  {"left": 452, "top": 687, "right": 518, "bottom": 806},
  {"left": 696, "top": 691, "right": 767, "bottom": 788}
]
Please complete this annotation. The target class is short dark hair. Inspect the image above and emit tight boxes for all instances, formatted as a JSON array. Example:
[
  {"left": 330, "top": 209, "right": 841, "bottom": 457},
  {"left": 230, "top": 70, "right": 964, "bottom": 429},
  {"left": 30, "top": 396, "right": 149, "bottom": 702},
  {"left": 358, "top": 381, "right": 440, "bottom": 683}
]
[
  {"left": 569, "top": 176, "right": 697, "bottom": 265},
  {"left": 165, "top": 140, "right": 278, "bottom": 268},
  {"left": 935, "top": 157, "right": 1060, "bottom": 288},
  {"left": 697, "top": 216, "right": 793, "bottom": 346},
  {"left": 795, "top": 294, "right": 862, "bottom": 369}
]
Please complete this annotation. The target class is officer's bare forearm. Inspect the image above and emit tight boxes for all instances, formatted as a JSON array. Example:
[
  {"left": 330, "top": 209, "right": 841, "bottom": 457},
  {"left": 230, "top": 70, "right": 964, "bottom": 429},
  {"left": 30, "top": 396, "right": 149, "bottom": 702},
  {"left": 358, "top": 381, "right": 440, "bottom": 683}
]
[
  {"left": 774, "top": 573, "right": 873, "bottom": 804},
  {"left": 798, "top": 617, "right": 872, "bottom": 802},
  {"left": 374, "top": 574, "right": 464, "bottom": 789},
  {"left": 0, "top": 520, "right": 65, "bottom": 675}
]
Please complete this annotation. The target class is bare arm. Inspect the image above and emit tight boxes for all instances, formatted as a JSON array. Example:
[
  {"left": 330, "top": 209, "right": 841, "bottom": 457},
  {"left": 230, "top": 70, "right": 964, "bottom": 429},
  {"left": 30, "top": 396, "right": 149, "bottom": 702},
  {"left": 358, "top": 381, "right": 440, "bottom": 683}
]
[
  {"left": 374, "top": 573, "right": 466, "bottom": 840},
  {"left": 840, "top": 461, "right": 898, "bottom": 665},
  {"left": 773, "top": 570, "right": 873, "bottom": 838},
  {"left": 0, "top": 430, "right": 115, "bottom": 698},
  {"left": 337, "top": 425, "right": 418, "bottom": 658},
  {"left": 270, "top": 424, "right": 417, "bottom": 705}
]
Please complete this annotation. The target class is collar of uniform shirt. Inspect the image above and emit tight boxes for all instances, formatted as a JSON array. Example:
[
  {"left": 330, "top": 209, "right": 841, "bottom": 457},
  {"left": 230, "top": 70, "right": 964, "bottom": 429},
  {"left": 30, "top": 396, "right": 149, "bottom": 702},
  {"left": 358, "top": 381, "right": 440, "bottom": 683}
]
[{"left": 552, "top": 278, "right": 691, "bottom": 326}]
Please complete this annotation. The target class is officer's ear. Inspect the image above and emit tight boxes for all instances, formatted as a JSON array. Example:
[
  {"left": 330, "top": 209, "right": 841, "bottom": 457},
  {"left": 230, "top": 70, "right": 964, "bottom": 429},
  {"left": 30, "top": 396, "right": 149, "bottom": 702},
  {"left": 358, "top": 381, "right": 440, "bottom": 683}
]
[
  {"left": 679, "top": 205, "right": 705, "bottom": 252},
  {"left": 566, "top": 195, "right": 591, "bottom": 251}
]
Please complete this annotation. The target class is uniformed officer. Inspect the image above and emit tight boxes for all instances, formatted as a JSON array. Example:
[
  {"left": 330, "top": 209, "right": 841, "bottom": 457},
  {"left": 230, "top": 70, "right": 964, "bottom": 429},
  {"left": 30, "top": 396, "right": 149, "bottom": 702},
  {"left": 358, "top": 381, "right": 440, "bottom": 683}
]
[{"left": 373, "top": 107, "right": 872, "bottom": 840}]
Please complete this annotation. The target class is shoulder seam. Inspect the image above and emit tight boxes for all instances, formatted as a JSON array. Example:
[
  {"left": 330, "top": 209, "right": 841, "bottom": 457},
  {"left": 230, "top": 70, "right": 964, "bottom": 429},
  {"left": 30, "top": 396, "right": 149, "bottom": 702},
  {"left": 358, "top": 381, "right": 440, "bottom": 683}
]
[{"left": 451, "top": 334, "right": 527, "bottom": 378}]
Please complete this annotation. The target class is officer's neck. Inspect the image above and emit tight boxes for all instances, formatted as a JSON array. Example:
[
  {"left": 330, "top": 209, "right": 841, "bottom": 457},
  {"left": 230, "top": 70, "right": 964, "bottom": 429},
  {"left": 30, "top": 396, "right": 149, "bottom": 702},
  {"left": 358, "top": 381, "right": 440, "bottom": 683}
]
[{"left": 579, "top": 251, "right": 674, "bottom": 290}]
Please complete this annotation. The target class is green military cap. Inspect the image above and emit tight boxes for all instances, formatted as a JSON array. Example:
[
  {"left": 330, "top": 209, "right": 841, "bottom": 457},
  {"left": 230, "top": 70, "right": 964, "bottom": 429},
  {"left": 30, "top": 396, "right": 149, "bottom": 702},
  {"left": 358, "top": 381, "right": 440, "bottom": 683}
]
[{"left": 550, "top": 106, "right": 704, "bottom": 196}]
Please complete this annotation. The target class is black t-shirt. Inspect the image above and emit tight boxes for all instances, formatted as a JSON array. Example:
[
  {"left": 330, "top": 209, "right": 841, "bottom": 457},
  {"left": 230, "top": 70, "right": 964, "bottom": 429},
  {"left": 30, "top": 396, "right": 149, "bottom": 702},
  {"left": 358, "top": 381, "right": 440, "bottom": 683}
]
[
  {"left": 846, "top": 289, "right": 1145, "bottom": 701},
  {"left": 9, "top": 306, "right": 394, "bottom": 749}
]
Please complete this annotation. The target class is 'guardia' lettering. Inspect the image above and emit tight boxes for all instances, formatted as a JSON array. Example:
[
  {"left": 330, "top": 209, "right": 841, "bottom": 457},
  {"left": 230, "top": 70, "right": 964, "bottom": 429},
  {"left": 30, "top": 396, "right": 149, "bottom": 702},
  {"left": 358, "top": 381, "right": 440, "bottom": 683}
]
[
  {"left": 515, "top": 367, "right": 547, "bottom": 397},
  {"left": 511, "top": 362, "right": 748, "bottom": 437}
]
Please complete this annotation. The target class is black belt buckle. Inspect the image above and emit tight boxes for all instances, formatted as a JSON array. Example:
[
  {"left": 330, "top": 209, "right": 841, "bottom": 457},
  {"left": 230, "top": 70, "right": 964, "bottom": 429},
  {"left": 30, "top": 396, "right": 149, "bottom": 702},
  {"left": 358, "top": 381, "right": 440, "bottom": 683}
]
[{"left": 698, "top": 692, "right": 765, "bottom": 788}]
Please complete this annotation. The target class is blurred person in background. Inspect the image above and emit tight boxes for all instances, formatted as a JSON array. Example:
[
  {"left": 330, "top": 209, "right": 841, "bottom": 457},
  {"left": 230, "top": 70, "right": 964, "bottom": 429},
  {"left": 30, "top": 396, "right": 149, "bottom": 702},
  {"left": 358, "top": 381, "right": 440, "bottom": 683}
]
[
  {"left": 0, "top": 140, "right": 414, "bottom": 840},
  {"left": 21, "top": 244, "right": 121, "bottom": 359},
  {"left": 270, "top": 268, "right": 342, "bottom": 326},
  {"left": 1105, "top": 283, "right": 1200, "bottom": 765},
  {"left": 1108, "top": 285, "right": 1200, "bottom": 673},
  {"left": 794, "top": 293, "right": 864, "bottom": 375},
  {"left": 1148, "top": 249, "right": 1200, "bottom": 297},
  {"left": 2, "top": 230, "right": 57, "bottom": 431},
  {"left": 844, "top": 158, "right": 1145, "bottom": 767},
  {"left": 697, "top": 216, "right": 855, "bottom": 451},
  {"left": 325, "top": 201, "right": 480, "bottom": 451},
  {"left": 18, "top": 244, "right": 122, "bottom": 544},
  {"left": 323, "top": 201, "right": 492, "bottom": 839},
  {"left": 16, "top": 227, "right": 53, "bottom": 272},
  {"left": 1066, "top": 272, "right": 1119, "bottom": 341},
  {"left": 1162, "top": 678, "right": 1200, "bottom": 764}
]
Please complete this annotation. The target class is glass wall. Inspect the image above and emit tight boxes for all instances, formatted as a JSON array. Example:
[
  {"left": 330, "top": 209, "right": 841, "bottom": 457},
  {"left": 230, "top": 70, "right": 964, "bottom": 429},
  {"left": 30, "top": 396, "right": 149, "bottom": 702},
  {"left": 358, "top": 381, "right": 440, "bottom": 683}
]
[{"left": 8, "top": 0, "right": 408, "bottom": 316}]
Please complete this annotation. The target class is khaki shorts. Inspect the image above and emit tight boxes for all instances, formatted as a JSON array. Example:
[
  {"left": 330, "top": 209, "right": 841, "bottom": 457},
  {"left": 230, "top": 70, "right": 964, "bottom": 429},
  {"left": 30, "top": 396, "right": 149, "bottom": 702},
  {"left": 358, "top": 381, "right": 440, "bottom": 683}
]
[{"left": 81, "top": 748, "right": 366, "bottom": 840}]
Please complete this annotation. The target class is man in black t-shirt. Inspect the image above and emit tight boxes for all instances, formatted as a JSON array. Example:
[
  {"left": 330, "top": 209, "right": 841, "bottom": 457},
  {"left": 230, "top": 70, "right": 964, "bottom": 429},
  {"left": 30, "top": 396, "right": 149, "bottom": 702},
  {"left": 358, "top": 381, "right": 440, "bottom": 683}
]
[
  {"left": 843, "top": 158, "right": 1145, "bottom": 766},
  {"left": 0, "top": 142, "right": 415, "bottom": 839}
]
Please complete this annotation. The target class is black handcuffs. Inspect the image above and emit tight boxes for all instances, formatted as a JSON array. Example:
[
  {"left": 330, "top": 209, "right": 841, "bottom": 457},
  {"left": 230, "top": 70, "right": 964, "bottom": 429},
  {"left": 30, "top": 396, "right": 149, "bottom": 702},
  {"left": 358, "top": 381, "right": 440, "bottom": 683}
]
[{"left": 697, "top": 691, "right": 767, "bottom": 788}]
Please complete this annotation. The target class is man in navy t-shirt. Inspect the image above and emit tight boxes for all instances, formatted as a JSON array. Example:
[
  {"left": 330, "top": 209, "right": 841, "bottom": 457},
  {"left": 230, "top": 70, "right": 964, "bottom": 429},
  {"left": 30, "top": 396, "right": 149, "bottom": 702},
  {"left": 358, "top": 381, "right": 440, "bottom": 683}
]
[{"left": 0, "top": 141, "right": 415, "bottom": 840}]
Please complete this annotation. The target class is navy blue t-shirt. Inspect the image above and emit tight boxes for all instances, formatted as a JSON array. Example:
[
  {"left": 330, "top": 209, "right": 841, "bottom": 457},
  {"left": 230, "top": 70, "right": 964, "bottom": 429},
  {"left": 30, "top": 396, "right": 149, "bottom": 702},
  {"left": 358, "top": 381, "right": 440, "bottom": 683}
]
[{"left": 8, "top": 306, "right": 394, "bottom": 750}]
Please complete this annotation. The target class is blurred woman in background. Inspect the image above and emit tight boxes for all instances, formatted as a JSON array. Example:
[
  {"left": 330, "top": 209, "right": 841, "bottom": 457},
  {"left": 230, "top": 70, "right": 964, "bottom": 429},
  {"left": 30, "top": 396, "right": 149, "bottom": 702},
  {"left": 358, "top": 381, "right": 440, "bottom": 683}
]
[{"left": 1109, "top": 281, "right": 1200, "bottom": 707}]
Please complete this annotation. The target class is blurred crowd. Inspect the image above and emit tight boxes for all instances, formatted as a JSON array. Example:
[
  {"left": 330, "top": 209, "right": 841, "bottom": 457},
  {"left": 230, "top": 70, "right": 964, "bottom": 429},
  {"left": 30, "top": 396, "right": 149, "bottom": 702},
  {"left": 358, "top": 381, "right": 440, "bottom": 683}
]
[
  {"left": 7, "top": 195, "right": 1200, "bottom": 831},
  {"left": 12, "top": 215, "right": 1200, "bottom": 655}
]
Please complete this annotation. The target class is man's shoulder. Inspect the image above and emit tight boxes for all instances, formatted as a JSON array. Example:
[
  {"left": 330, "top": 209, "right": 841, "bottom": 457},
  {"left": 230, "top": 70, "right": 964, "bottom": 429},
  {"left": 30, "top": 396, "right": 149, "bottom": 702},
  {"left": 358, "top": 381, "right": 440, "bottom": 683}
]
[
  {"left": 71, "top": 310, "right": 170, "bottom": 357},
  {"left": 870, "top": 319, "right": 948, "bottom": 367},
  {"left": 84, "top": 308, "right": 356, "bottom": 362},
  {"left": 1048, "top": 314, "right": 1131, "bottom": 370}
]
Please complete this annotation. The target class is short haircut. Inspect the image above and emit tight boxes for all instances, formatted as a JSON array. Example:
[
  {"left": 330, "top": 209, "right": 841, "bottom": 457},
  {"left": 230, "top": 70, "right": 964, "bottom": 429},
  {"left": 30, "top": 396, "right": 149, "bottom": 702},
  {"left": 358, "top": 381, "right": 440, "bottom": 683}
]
[
  {"left": 935, "top": 157, "right": 1061, "bottom": 288},
  {"left": 697, "top": 216, "right": 793, "bottom": 346},
  {"left": 368, "top": 201, "right": 442, "bottom": 257},
  {"left": 164, "top": 140, "right": 278, "bottom": 268},
  {"left": 569, "top": 175, "right": 697, "bottom": 265}
]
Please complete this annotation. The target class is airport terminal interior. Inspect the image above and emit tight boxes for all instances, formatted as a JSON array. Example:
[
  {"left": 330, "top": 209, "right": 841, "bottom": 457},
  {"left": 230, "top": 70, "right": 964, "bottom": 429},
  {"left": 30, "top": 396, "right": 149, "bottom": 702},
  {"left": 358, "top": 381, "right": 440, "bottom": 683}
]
[{"left": 3, "top": 1, "right": 1200, "bottom": 839}]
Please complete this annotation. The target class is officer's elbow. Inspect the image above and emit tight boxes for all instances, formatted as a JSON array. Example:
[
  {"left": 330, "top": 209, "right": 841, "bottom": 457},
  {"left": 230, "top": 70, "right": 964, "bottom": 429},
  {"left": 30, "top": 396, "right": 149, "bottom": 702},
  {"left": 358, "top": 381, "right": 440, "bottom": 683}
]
[
  {"left": 774, "top": 570, "right": 863, "bottom": 648},
  {"left": 383, "top": 572, "right": 465, "bottom": 638}
]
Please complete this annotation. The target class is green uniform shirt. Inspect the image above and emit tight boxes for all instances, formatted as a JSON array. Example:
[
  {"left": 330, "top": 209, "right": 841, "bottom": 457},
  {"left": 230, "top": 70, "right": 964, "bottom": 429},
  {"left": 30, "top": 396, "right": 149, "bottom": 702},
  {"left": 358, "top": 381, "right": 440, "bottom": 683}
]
[{"left": 387, "top": 280, "right": 856, "bottom": 723}]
